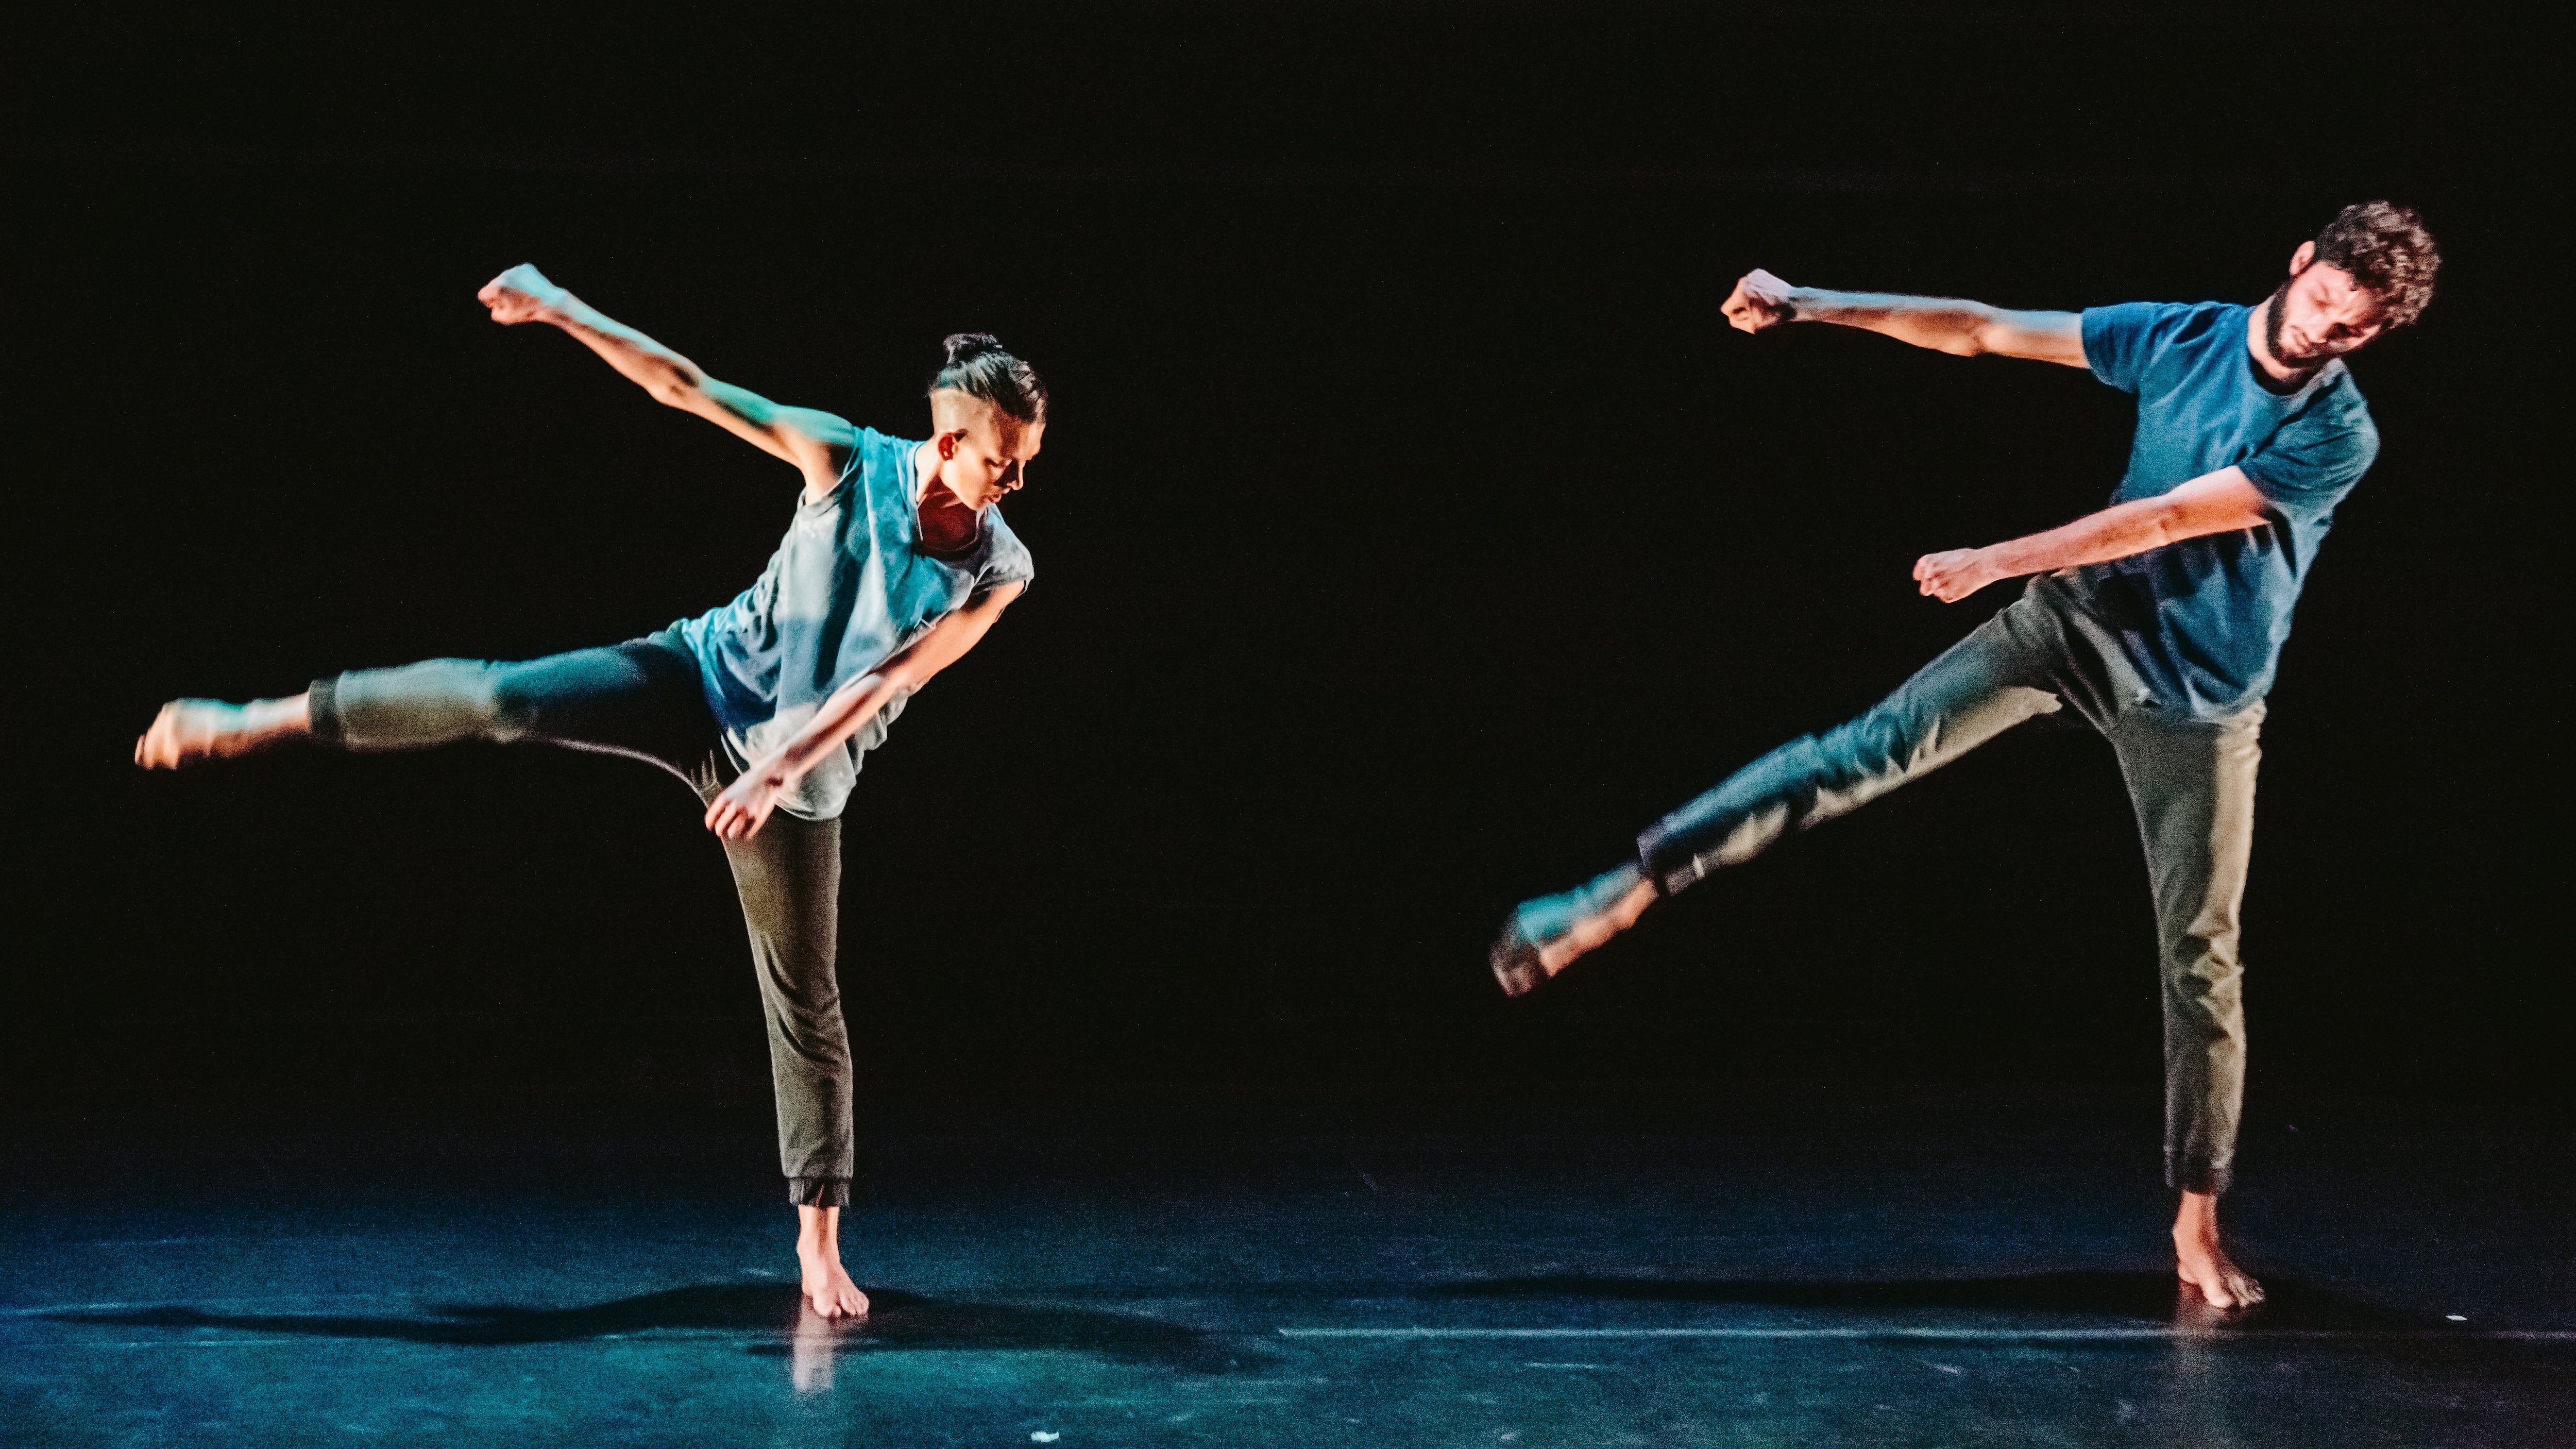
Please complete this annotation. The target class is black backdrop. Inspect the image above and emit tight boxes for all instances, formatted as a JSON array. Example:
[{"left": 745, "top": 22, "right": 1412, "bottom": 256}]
[{"left": 10, "top": 6, "right": 2553, "bottom": 1109}]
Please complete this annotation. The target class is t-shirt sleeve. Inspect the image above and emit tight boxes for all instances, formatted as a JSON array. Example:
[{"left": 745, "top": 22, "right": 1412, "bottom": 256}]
[
  {"left": 2239, "top": 392, "right": 2379, "bottom": 525},
  {"left": 851, "top": 427, "right": 888, "bottom": 483},
  {"left": 2080, "top": 302, "right": 2179, "bottom": 394},
  {"left": 974, "top": 530, "right": 1036, "bottom": 597}
]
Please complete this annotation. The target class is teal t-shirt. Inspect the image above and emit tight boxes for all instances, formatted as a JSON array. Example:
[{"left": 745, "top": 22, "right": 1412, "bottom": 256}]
[
  {"left": 677, "top": 427, "right": 1035, "bottom": 820},
  {"left": 2069, "top": 301, "right": 2378, "bottom": 718}
]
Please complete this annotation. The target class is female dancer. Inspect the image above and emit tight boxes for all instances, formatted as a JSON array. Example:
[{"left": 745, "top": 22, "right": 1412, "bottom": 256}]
[{"left": 135, "top": 265, "right": 1048, "bottom": 1319}]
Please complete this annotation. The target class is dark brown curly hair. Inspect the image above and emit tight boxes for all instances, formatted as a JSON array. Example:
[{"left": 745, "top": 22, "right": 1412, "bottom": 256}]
[{"left": 2312, "top": 201, "right": 2441, "bottom": 328}]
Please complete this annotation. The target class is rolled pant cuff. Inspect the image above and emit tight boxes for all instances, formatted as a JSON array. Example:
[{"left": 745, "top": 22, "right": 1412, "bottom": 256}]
[
  {"left": 787, "top": 1176, "right": 852, "bottom": 1208},
  {"left": 306, "top": 676, "right": 345, "bottom": 746},
  {"left": 2167, "top": 1159, "right": 2232, "bottom": 1196},
  {"left": 1633, "top": 830, "right": 1687, "bottom": 899}
]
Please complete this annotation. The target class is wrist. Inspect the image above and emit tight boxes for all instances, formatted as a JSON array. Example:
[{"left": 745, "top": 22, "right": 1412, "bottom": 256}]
[
  {"left": 537, "top": 290, "right": 590, "bottom": 329},
  {"left": 1784, "top": 287, "right": 1834, "bottom": 323}
]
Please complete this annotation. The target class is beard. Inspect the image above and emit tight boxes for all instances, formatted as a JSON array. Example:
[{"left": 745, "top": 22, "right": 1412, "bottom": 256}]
[{"left": 2263, "top": 273, "right": 2322, "bottom": 372}]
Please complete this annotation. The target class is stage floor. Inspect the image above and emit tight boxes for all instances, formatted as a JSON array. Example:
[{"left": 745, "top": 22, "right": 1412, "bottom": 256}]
[{"left": 5, "top": 1087, "right": 2568, "bottom": 1446}]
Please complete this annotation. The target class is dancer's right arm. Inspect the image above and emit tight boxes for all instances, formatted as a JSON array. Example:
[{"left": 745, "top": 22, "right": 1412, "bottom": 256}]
[
  {"left": 478, "top": 264, "right": 856, "bottom": 493},
  {"left": 1720, "top": 267, "right": 2086, "bottom": 366}
]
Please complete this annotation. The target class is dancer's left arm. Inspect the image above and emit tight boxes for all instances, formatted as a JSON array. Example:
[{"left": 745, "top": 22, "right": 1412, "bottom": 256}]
[
  {"left": 1911, "top": 468, "right": 2271, "bottom": 602},
  {"left": 703, "top": 583, "right": 1027, "bottom": 838}
]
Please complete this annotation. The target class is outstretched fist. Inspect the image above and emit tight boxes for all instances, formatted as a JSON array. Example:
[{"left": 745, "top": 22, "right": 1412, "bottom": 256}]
[
  {"left": 1913, "top": 548, "right": 2001, "bottom": 603},
  {"left": 478, "top": 263, "right": 568, "bottom": 324},
  {"left": 1722, "top": 268, "right": 1798, "bottom": 333}
]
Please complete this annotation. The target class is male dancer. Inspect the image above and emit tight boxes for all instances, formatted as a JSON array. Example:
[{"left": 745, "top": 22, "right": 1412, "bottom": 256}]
[
  {"left": 1490, "top": 203, "right": 2440, "bottom": 1309},
  {"left": 136, "top": 265, "right": 1048, "bottom": 1319}
]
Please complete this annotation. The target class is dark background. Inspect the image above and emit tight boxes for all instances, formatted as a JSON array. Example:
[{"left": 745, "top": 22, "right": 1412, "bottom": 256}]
[{"left": 8, "top": 5, "right": 2554, "bottom": 1117}]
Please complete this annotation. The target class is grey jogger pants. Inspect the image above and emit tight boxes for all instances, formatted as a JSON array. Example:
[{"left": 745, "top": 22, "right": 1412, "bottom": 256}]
[
  {"left": 308, "top": 632, "right": 858, "bottom": 1207},
  {"left": 1636, "top": 575, "right": 2263, "bottom": 1194}
]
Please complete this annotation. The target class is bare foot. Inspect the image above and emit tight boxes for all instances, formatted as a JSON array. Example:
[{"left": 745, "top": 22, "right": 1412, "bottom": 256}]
[
  {"left": 134, "top": 695, "right": 311, "bottom": 769},
  {"left": 2173, "top": 1189, "right": 2264, "bottom": 1310},
  {"left": 1489, "top": 863, "right": 1659, "bottom": 996},
  {"left": 795, "top": 1205, "right": 871, "bottom": 1320}
]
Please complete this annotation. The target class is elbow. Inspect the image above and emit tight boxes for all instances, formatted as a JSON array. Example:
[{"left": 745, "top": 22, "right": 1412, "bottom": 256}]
[
  {"left": 2151, "top": 500, "right": 2266, "bottom": 549},
  {"left": 645, "top": 374, "right": 697, "bottom": 409},
  {"left": 2139, "top": 503, "right": 2206, "bottom": 551},
  {"left": 1955, "top": 310, "right": 2008, "bottom": 358},
  {"left": 641, "top": 358, "right": 708, "bottom": 410}
]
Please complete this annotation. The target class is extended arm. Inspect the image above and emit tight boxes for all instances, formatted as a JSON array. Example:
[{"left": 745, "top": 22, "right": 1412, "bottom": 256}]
[
  {"left": 1722, "top": 267, "right": 2087, "bottom": 366},
  {"left": 478, "top": 264, "right": 857, "bottom": 497},
  {"left": 702, "top": 582, "right": 1028, "bottom": 838},
  {"left": 1912, "top": 468, "right": 2274, "bottom": 602}
]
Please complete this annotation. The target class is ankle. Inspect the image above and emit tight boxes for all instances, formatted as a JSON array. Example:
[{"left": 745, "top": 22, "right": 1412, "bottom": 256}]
[
  {"left": 2171, "top": 1191, "right": 2222, "bottom": 1246},
  {"left": 245, "top": 694, "right": 313, "bottom": 739},
  {"left": 1599, "top": 865, "right": 1657, "bottom": 929},
  {"left": 796, "top": 1204, "right": 839, "bottom": 1251}
]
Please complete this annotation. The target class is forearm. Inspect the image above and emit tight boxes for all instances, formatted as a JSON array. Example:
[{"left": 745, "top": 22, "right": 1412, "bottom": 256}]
[
  {"left": 710, "top": 587, "right": 1019, "bottom": 833},
  {"left": 514, "top": 283, "right": 844, "bottom": 475},
  {"left": 1787, "top": 289, "right": 2010, "bottom": 357},
  {"left": 540, "top": 295, "right": 710, "bottom": 405},
  {"left": 761, "top": 673, "right": 909, "bottom": 783},
  {"left": 1982, "top": 497, "right": 2189, "bottom": 576},
  {"left": 1914, "top": 471, "right": 2272, "bottom": 602}
]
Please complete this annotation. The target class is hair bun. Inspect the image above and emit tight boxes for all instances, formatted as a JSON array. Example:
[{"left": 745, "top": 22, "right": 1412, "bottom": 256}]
[
  {"left": 942, "top": 332, "right": 1005, "bottom": 365},
  {"left": 927, "top": 332, "right": 1048, "bottom": 425}
]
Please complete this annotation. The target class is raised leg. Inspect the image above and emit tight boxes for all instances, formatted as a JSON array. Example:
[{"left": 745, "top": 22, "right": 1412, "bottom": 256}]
[
  {"left": 137, "top": 636, "right": 718, "bottom": 779},
  {"left": 1492, "top": 597, "right": 2069, "bottom": 995}
]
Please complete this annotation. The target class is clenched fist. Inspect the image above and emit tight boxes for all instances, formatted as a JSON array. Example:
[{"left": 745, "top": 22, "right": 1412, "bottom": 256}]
[
  {"left": 1913, "top": 548, "right": 2002, "bottom": 603},
  {"left": 1721, "top": 268, "right": 1798, "bottom": 333},
  {"left": 477, "top": 263, "right": 569, "bottom": 325}
]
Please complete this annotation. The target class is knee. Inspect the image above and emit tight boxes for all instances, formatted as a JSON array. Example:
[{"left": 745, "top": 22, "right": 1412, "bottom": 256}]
[
  {"left": 482, "top": 671, "right": 543, "bottom": 742},
  {"left": 1806, "top": 712, "right": 1915, "bottom": 798},
  {"left": 2164, "top": 947, "right": 2245, "bottom": 1025}
]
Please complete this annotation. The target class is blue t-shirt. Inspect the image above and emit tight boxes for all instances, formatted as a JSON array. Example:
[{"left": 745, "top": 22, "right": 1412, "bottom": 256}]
[
  {"left": 2066, "top": 301, "right": 2378, "bottom": 717},
  {"left": 677, "top": 427, "right": 1035, "bottom": 820}
]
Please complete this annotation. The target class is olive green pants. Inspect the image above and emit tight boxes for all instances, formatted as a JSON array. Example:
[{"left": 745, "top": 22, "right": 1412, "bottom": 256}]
[
  {"left": 310, "top": 633, "right": 857, "bottom": 1206},
  {"left": 1638, "top": 576, "right": 2262, "bottom": 1193}
]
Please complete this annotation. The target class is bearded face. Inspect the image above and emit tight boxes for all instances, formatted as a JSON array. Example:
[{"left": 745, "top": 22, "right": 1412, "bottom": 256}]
[{"left": 2261, "top": 260, "right": 2389, "bottom": 376}]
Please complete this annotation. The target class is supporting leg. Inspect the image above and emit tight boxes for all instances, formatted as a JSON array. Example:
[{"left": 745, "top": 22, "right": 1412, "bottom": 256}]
[
  {"left": 717, "top": 805, "right": 865, "bottom": 1318},
  {"left": 2112, "top": 705, "right": 2265, "bottom": 1308}
]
